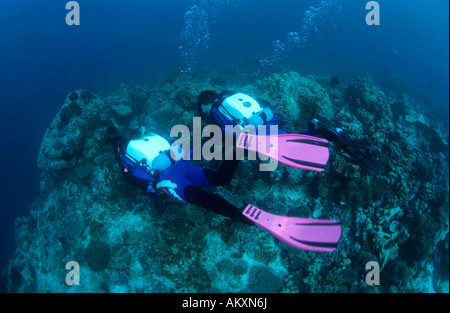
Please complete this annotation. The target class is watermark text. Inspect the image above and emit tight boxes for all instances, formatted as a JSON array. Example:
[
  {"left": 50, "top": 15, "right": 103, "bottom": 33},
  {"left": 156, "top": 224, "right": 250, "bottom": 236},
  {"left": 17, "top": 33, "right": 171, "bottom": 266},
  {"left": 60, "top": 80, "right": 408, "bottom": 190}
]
[{"left": 366, "top": 1, "right": 380, "bottom": 26}]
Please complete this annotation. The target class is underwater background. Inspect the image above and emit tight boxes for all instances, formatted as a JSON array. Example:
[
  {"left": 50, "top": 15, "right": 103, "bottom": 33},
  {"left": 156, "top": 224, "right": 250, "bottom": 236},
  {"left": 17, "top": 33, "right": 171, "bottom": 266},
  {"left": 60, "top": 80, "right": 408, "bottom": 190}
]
[{"left": 0, "top": 0, "right": 448, "bottom": 293}]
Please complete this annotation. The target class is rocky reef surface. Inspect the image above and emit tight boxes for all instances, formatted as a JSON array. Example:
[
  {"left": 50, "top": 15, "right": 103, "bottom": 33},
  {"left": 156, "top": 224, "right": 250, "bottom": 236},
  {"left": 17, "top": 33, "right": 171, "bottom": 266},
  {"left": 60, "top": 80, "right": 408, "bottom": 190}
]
[{"left": 7, "top": 71, "right": 449, "bottom": 293}]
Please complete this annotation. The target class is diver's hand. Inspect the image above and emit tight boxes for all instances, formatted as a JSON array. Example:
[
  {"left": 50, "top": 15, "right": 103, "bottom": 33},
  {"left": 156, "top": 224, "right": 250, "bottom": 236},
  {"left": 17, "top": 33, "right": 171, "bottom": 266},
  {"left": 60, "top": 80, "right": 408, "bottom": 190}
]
[{"left": 156, "top": 180, "right": 177, "bottom": 190}]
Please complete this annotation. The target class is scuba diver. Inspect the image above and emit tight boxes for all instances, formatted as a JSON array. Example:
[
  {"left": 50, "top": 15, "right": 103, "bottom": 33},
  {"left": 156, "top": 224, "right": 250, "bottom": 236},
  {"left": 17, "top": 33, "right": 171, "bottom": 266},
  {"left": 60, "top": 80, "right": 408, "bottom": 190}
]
[
  {"left": 107, "top": 125, "right": 342, "bottom": 252},
  {"left": 197, "top": 90, "right": 385, "bottom": 175}
]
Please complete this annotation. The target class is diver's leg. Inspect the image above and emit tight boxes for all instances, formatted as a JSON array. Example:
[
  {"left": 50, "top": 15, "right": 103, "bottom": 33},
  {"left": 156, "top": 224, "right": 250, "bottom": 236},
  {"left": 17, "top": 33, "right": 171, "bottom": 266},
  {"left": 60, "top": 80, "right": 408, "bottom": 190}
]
[
  {"left": 166, "top": 160, "right": 240, "bottom": 198},
  {"left": 184, "top": 159, "right": 240, "bottom": 187},
  {"left": 184, "top": 185, "right": 253, "bottom": 225},
  {"left": 203, "top": 159, "right": 240, "bottom": 186},
  {"left": 184, "top": 185, "right": 238, "bottom": 218}
]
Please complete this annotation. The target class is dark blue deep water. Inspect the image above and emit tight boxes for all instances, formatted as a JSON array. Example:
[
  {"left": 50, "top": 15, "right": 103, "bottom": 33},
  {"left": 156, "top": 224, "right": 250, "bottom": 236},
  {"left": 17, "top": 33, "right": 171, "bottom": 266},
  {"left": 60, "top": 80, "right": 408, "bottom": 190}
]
[{"left": 0, "top": 0, "right": 448, "bottom": 292}]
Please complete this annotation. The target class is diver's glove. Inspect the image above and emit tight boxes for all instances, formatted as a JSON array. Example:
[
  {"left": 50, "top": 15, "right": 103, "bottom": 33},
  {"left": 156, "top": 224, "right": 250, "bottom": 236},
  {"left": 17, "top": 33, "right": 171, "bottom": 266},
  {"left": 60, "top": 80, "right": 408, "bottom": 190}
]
[{"left": 156, "top": 180, "right": 178, "bottom": 190}]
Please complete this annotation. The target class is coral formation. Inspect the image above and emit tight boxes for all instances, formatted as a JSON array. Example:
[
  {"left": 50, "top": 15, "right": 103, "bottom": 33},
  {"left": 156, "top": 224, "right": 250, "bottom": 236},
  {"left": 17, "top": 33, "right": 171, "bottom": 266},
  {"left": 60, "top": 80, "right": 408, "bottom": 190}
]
[
  {"left": 84, "top": 240, "right": 111, "bottom": 272},
  {"left": 246, "top": 265, "right": 283, "bottom": 293},
  {"left": 6, "top": 70, "right": 449, "bottom": 293}
]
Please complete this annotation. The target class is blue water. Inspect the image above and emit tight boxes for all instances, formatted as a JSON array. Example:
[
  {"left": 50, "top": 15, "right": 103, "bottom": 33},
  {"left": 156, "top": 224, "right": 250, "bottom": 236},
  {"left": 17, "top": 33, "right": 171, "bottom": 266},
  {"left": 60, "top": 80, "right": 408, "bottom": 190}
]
[{"left": 0, "top": 0, "right": 448, "bottom": 290}]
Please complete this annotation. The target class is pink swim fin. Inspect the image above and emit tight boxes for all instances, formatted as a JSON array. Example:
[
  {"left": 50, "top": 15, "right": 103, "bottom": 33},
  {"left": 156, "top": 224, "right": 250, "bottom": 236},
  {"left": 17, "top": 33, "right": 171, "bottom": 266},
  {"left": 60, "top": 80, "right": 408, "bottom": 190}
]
[
  {"left": 242, "top": 204, "right": 342, "bottom": 252},
  {"left": 236, "top": 133, "right": 329, "bottom": 172}
]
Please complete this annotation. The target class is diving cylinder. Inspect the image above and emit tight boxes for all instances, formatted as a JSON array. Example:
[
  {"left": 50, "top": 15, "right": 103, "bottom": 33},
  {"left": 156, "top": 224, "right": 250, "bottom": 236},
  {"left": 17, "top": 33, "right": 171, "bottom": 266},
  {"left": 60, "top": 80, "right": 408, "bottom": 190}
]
[{"left": 126, "top": 134, "right": 172, "bottom": 171}]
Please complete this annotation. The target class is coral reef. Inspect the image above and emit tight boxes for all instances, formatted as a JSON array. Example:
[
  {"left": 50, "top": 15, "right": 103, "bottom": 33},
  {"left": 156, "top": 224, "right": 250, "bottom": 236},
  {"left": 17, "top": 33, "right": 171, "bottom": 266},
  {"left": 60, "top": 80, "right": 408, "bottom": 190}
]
[
  {"left": 7, "top": 70, "right": 449, "bottom": 293},
  {"left": 246, "top": 265, "right": 283, "bottom": 293},
  {"left": 255, "top": 71, "right": 335, "bottom": 130}
]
